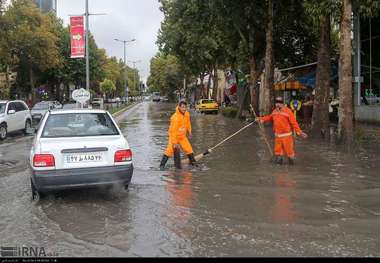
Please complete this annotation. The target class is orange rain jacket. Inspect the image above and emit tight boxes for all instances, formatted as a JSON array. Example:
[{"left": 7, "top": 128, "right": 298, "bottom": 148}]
[
  {"left": 260, "top": 106, "right": 302, "bottom": 137},
  {"left": 168, "top": 106, "right": 192, "bottom": 144},
  {"left": 165, "top": 106, "right": 193, "bottom": 157}
]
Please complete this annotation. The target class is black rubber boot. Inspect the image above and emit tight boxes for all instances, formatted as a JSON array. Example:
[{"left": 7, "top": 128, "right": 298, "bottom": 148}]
[
  {"left": 187, "top": 153, "right": 198, "bottom": 167},
  {"left": 274, "top": 155, "right": 283, "bottom": 165},
  {"left": 160, "top": 155, "right": 169, "bottom": 171},
  {"left": 174, "top": 149, "right": 182, "bottom": 169},
  {"left": 288, "top": 157, "right": 295, "bottom": 166}
]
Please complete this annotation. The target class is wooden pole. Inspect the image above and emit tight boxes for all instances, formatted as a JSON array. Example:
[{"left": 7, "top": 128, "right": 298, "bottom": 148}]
[{"left": 250, "top": 104, "right": 273, "bottom": 157}]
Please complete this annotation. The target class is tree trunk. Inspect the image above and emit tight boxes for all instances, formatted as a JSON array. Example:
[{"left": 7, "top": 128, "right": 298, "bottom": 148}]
[
  {"left": 311, "top": 12, "right": 331, "bottom": 140},
  {"left": 206, "top": 70, "right": 212, "bottom": 99},
  {"left": 212, "top": 68, "right": 218, "bottom": 101},
  {"left": 236, "top": 57, "right": 261, "bottom": 119},
  {"left": 338, "top": 0, "right": 354, "bottom": 147},
  {"left": 29, "top": 67, "right": 36, "bottom": 104},
  {"left": 262, "top": 0, "right": 274, "bottom": 115}
]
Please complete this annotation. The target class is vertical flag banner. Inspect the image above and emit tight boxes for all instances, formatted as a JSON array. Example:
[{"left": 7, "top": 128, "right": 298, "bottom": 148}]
[{"left": 70, "top": 16, "right": 85, "bottom": 58}]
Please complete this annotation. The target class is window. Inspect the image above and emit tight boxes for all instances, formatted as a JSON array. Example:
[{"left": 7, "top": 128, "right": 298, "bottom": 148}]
[
  {"left": 0, "top": 103, "right": 5, "bottom": 114},
  {"left": 15, "top": 102, "right": 27, "bottom": 112},
  {"left": 7, "top": 103, "right": 16, "bottom": 113},
  {"left": 42, "top": 113, "right": 120, "bottom": 138}
]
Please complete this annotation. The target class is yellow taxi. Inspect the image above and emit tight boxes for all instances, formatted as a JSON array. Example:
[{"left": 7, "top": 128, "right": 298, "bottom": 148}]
[{"left": 195, "top": 99, "right": 219, "bottom": 114}]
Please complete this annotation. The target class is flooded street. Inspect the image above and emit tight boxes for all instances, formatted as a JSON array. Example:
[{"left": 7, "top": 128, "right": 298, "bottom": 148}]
[{"left": 0, "top": 101, "right": 380, "bottom": 257}]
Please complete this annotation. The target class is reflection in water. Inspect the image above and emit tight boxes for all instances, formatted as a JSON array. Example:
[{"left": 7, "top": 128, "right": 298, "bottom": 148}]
[
  {"left": 271, "top": 171, "right": 298, "bottom": 223},
  {"left": 162, "top": 170, "right": 194, "bottom": 240}
]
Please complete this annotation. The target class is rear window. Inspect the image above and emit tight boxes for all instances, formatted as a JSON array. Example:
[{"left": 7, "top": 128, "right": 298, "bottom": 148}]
[
  {"left": 41, "top": 113, "right": 120, "bottom": 138},
  {"left": 33, "top": 102, "right": 51, "bottom": 110},
  {"left": 202, "top": 100, "right": 215, "bottom": 104}
]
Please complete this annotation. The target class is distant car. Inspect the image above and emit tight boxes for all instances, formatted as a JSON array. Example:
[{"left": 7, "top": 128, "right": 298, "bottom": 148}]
[
  {"left": 195, "top": 99, "right": 219, "bottom": 114},
  {"left": 29, "top": 109, "right": 134, "bottom": 200},
  {"left": 31, "top": 101, "right": 55, "bottom": 122},
  {"left": 0, "top": 100, "right": 32, "bottom": 140},
  {"left": 152, "top": 92, "right": 161, "bottom": 102},
  {"left": 91, "top": 98, "right": 104, "bottom": 109}
]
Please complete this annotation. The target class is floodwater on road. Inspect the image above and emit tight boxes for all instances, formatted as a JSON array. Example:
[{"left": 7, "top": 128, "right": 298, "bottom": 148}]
[{"left": 0, "top": 102, "right": 379, "bottom": 257}]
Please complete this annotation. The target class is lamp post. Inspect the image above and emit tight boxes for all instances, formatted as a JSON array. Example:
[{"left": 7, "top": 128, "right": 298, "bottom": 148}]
[
  {"left": 114, "top": 38, "right": 136, "bottom": 103},
  {"left": 83, "top": 0, "right": 106, "bottom": 91},
  {"left": 128, "top": 60, "right": 141, "bottom": 97}
]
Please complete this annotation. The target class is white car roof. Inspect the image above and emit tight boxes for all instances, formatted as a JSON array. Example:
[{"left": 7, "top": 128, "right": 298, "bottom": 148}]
[
  {"left": 49, "top": 109, "right": 108, "bottom": 115},
  {"left": 0, "top": 100, "right": 26, "bottom": 104}
]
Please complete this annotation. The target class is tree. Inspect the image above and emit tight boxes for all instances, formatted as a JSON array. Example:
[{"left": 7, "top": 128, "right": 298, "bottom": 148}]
[
  {"left": 262, "top": 0, "right": 275, "bottom": 115},
  {"left": 0, "top": 0, "right": 60, "bottom": 101},
  {"left": 304, "top": 0, "right": 339, "bottom": 140},
  {"left": 99, "top": 78, "right": 116, "bottom": 99},
  {"left": 147, "top": 53, "right": 184, "bottom": 100},
  {"left": 337, "top": 0, "right": 353, "bottom": 146}
]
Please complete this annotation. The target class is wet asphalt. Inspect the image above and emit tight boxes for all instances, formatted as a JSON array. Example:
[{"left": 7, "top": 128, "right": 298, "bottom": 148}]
[{"left": 0, "top": 101, "right": 379, "bottom": 257}]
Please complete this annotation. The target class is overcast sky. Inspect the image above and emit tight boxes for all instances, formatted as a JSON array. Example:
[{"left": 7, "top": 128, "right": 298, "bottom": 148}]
[{"left": 57, "top": 0, "right": 164, "bottom": 84}]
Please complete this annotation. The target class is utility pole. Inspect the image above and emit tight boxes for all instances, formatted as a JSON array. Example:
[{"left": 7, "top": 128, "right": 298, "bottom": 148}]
[
  {"left": 82, "top": 0, "right": 106, "bottom": 91},
  {"left": 114, "top": 38, "right": 136, "bottom": 102},
  {"left": 128, "top": 60, "right": 141, "bottom": 95},
  {"left": 85, "top": 0, "right": 89, "bottom": 91}
]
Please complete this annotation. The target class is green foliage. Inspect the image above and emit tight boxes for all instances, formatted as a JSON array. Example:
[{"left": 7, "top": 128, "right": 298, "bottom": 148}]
[
  {"left": 99, "top": 78, "right": 116, "bottom": 97},
  {"left": 147, "top": 53, "right": 184, "bottom": 98}
]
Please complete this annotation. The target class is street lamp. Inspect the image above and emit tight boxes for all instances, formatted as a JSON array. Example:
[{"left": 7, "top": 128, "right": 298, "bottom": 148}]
[
  {"left": 128, "top": 60, "right": 141, "bottom": 94},
  {"left": 114, "top": 38, "right": 136, "bottom": 103}
]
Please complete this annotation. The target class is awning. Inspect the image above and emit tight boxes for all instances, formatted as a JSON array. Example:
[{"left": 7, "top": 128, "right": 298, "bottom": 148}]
[{"left": 274, "top": 80, "right": 306, "bottom": 91}]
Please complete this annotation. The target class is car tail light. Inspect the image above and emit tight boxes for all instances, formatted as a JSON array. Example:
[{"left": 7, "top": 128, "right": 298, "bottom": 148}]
[
  {"left": 114, "top": 150, "right": 132, "bottom": 163},
  {"left": 33, "top": 154, "right": 55, "bottom": 167}
]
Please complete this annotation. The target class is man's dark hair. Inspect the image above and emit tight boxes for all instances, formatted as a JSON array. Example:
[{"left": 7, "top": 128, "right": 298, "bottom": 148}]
[{"left": 179, "top": 101, "right": 187, "bottom": 107}]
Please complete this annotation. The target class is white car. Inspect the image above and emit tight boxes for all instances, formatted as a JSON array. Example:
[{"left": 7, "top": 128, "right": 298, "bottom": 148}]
[
  {"left": 29, "top": 109, "right": 133, "bottom": 200},
  {"left": 0, "top": 100, "right": 32, "bottom": 140}
]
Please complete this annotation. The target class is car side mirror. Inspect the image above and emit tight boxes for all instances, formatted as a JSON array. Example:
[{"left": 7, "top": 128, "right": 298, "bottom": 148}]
[
  {"left": 26, "top": 127, "right": 36, "bottom": 135},
  {"left": 8, "top": 109, "right": 16, "bottom": 115}
]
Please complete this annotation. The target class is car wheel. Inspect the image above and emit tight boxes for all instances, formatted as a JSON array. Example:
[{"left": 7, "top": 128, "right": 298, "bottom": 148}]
[
  {"left": 31, "top": 179, "right": 43, "bottom": 202},
  {"left": 24, "top": 119, "right": 31, "bottom": 135},
  {"left": 0, "top": 124, "right": 7, "bottom": 140},
  {"left": 124, "top": 184, "right": 129, "bottom": 190}
]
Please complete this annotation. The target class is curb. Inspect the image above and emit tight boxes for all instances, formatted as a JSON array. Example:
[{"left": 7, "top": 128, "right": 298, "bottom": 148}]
[{"left": 111, "top": 101, "right": 141, "bottom": 117}]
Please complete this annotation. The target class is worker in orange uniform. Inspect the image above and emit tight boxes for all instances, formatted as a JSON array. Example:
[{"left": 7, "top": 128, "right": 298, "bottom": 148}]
[
  {"left": 160, "top": 101, "right": 197, "bottom": 170},
  {"left": 259, "top": 97, "right": 308, "bottom": 165}
]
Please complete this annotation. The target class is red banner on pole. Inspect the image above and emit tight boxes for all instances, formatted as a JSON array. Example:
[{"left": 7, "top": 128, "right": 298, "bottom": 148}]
[{"left": 70, "top": 16, "right": 85, "bottom": 58}]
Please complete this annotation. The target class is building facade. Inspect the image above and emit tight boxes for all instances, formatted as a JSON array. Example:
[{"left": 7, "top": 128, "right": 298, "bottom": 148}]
[{"left": 33, "top": 0, "right": 57, "bottom": 13}]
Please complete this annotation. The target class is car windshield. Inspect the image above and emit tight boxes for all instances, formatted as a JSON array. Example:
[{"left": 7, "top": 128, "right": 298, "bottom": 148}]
[
  {"left": 32, "top": 102, "right": 50, "bottom": 110},
  {"left": 202, "top": 100, "right": 214, "bottom": 104},
  {"left": 42, "top": 113, "right": 120, "bottom": 138},
  {"left": 0, "top": 103, "right": 5, "bottom": 114}
]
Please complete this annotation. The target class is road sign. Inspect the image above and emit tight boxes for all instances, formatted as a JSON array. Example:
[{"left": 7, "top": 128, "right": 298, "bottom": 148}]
[{"left": 72, "top": 88, "right": 90, "bottom": 104}]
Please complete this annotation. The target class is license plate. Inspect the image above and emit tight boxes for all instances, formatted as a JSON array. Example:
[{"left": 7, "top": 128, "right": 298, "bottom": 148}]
[{"left": 64, "top": 153, "right": 103, "bottom": 164}]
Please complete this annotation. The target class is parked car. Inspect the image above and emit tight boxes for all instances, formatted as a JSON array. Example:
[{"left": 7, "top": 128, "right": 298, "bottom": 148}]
[
  {"left": 63, "top": 103, "right": 77, "bottom": 109},
  {"left": 31, "top": 101, "right": 55, "bottom": 123},
  {"left": 0, "top": 100, "right": 32, "bottom": 140},
  {"left": 29, "top": 109, "right": 134, "bottom": 200},
  {"left": 161, "top": 96, "right": 169, "bottom": 102},
  {"left": 91, "top": 98, "right": 104, "bottom": 109},
  {"left": 195, "top": 99, "right": 219, "bottom": 114}
]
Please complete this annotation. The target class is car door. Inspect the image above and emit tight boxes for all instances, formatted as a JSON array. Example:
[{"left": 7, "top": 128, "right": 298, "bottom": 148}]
[
  {"left": 14, "top": 102, "right": 26, "bottom": 130},
  {"left": 6, "top": 102, "right": 17, "bottom": 132}
]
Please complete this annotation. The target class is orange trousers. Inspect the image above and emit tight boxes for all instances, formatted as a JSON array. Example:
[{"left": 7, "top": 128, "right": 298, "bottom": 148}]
[
  {"left": 274, "top": 135, "right": 295, "bottom": 158},
  {"left": 165, "top": 137, "right": 193, "bottom": 157}
]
